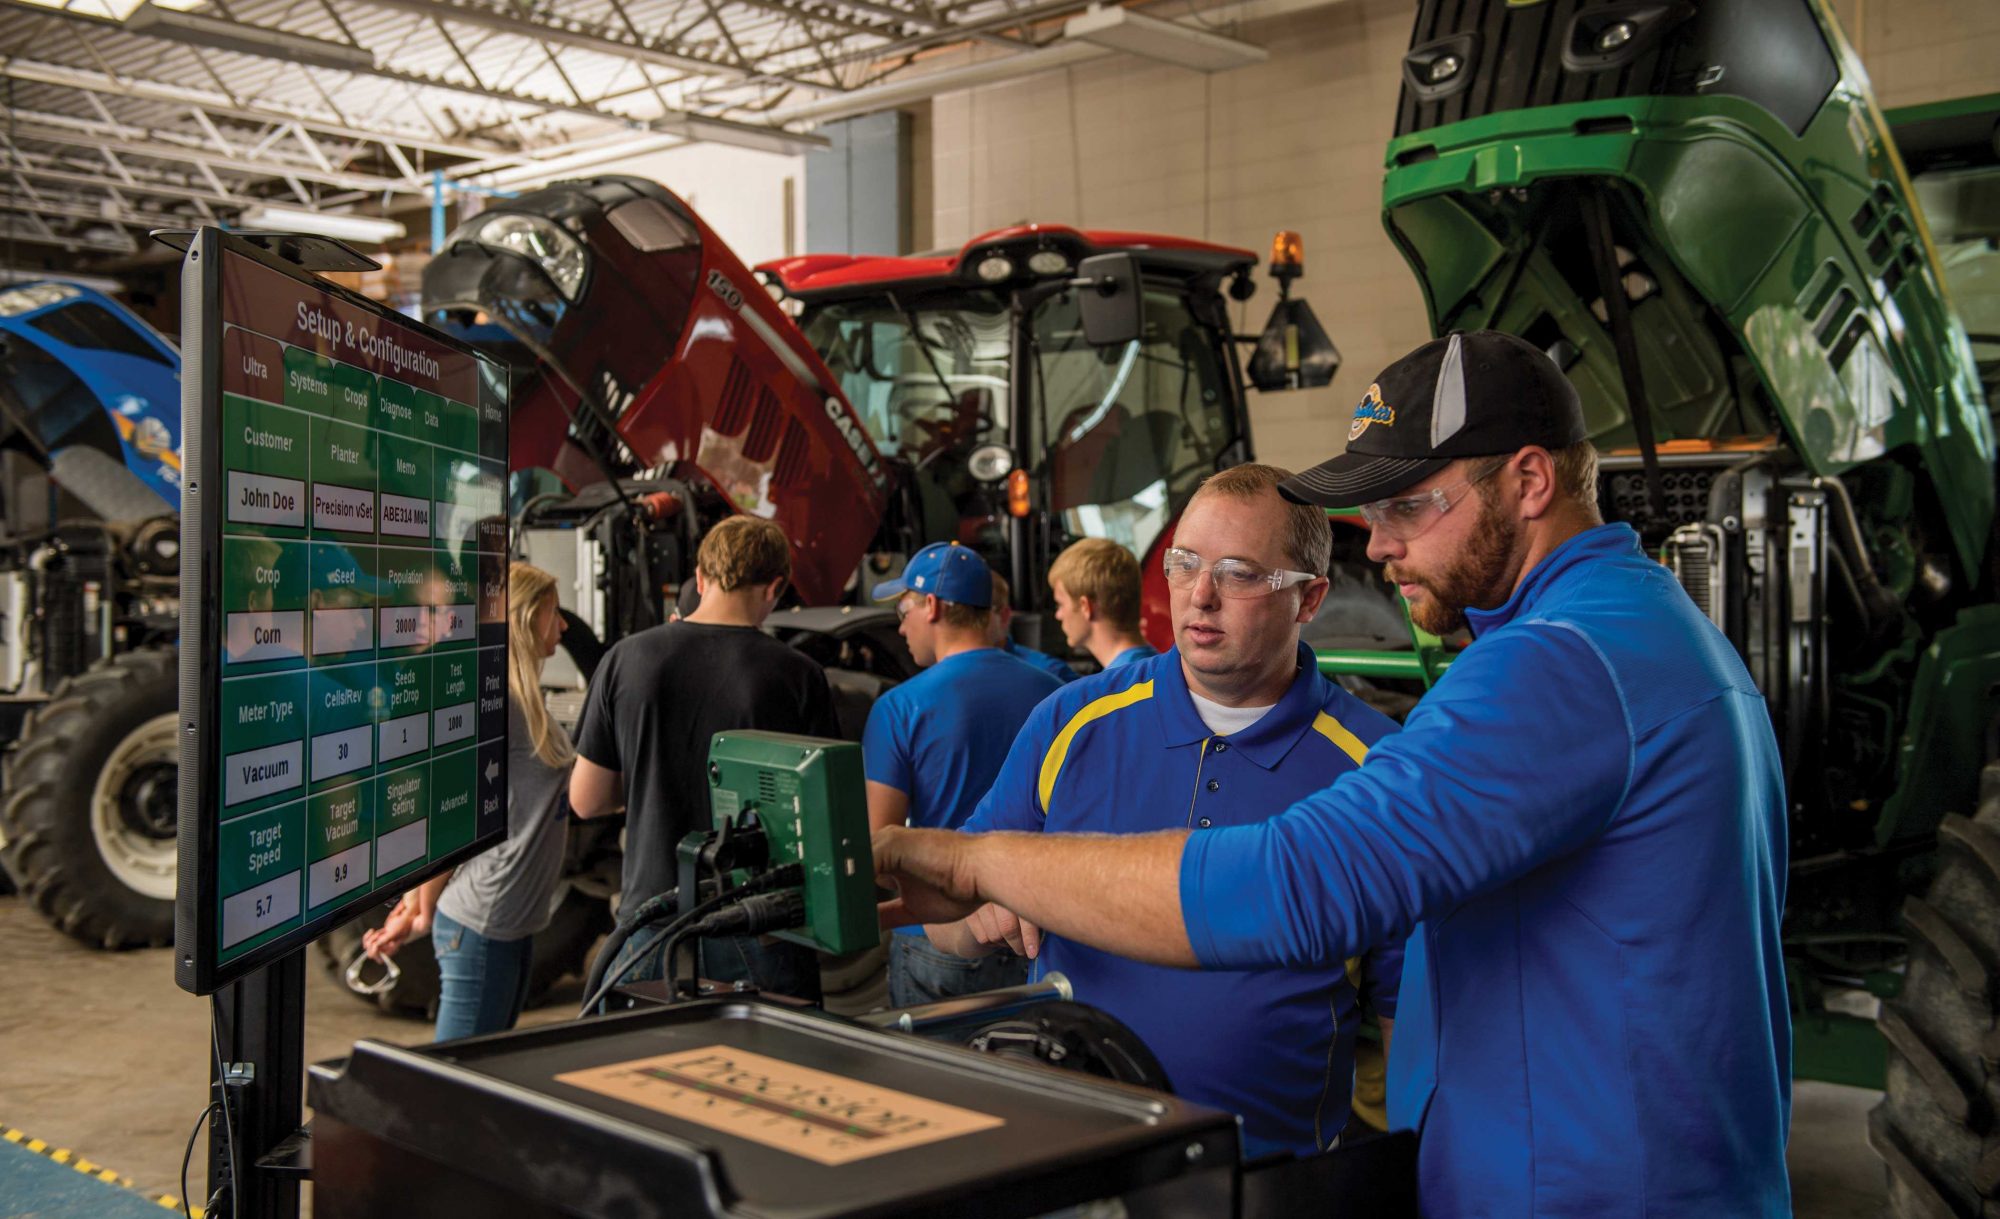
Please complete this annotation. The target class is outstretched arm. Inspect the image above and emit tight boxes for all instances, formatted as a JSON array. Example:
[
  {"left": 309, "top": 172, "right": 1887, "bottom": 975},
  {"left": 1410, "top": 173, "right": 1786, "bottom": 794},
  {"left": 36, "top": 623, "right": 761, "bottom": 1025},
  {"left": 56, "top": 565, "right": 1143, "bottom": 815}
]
[{"left": 875, "top": 826, "right": 1197, "bottom": 967}]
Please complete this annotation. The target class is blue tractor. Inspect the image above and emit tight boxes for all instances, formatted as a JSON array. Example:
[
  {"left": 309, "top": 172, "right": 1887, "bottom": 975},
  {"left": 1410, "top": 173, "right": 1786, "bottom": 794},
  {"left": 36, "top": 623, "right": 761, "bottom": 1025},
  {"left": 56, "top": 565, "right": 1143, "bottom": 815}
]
[{"left": 0, "top": 280, "right": 184, "bottom": 947}]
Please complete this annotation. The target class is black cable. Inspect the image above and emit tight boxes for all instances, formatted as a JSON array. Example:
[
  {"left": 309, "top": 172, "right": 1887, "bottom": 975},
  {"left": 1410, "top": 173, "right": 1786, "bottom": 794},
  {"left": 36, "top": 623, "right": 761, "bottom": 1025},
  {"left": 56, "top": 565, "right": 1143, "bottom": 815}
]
[
  {"left": 178, "top": 1102, "right": 220, "bottom": 1219},
  {"left": 210, "top": 1013, "right": 240, "bottom": 1219},
  {"left": 583, "top": 879, "right": 773, "bottom": 1014},
  {"left": 580, "top": 864, "right": 803, "bottom": 1015}
]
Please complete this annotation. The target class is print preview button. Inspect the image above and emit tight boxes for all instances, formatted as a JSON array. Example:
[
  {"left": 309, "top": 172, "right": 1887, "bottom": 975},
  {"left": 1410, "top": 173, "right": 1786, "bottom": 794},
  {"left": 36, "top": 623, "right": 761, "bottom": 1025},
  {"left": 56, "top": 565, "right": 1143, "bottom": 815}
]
[
  {"left": 228, "top": 471, "right": 304, "bottom": 527},
  {"left": 379, "top": 712, "right": 429, "bottom": 762},
  {"left": 311, "top": 724, "right": 373, "bottom": 781},
  {"left": 225, "top": 740, "right": 303, "bottom": 806},
  {"left": 226, "top": 611, "right": 305, "bottom": 664},
  {"left": 312, "top": 484, "right": 376, "bottom": 531},
  {"left": 312, "top": 608, "right": 373, "bottom": 655},
  {"left": 375, "top": 820, "right": 427, "bottom": 875},
  {"left": 221, "top": 872, "right": 300, "bottom": 948},
  {"left": 308, "top": 843, "right": 370, "bottom": 908}
]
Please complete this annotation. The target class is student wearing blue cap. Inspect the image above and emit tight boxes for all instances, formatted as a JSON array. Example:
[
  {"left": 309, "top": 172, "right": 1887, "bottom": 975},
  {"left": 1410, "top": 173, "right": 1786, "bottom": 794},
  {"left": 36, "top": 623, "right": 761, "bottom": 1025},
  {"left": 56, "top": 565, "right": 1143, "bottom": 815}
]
[{"left": 865, "top": 541, "right": 1062, "bottom": 1007}]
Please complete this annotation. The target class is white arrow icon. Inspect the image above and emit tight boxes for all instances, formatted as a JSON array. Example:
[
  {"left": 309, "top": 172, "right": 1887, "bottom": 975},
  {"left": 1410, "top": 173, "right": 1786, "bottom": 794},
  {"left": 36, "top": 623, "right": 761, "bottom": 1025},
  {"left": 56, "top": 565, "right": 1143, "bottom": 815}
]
[{"left": 484, "top": 759, "right": 499, "bottom": 784}]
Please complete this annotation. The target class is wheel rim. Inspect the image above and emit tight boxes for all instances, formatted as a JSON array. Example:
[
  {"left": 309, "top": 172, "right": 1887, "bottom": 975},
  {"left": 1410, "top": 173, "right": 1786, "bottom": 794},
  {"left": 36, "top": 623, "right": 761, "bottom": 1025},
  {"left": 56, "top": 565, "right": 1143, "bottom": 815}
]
[{"left": 89, "top": 712, "right": 179, "bottom": 901}]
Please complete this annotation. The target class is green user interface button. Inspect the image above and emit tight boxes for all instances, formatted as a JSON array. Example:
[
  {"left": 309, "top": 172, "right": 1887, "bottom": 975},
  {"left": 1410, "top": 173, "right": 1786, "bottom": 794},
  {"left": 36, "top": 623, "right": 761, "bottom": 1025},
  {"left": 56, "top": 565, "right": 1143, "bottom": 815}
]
[
  {"left": 328, "top": 361, "right": 376, "bottom": 428},
  {"left": 218, "top": 800, "right": 303, "bottom": 953},
  {"left": 309, "top": 663, "right": 378, "bottom": 787},
  {"left": 223, "top": 399, "right": 308, "bottom": 532},
  {"left": 220, "top": 671, "right": 307, "bottom": 811},
  {"left": 377, "top": 656, "right": 431, "bottom": 764},
  {"left": 310, "top": 417, "right": 377, "bottom": 537},
  {"left": 306, "top": 783, "right": 372, "bottom": 913},
  {"left": 375, "top": 762, "right": 429, "bottom": 883},
  {"left": 378, "top": 442, "right": 433, "bottom": 542},
  {"left": 282, "top": 347, "right": 341, "bottom": 418},
  {"left": 432, "top": 653, "right": 475, "bottom": 748},
  {"left": 374, "top": 549, "right": 435, "bottom": 652},
  {"left": 309, "top": 543, "right": 375, "bottom": 659},
  {"left": 430, "top": 746, "right": 476, "bottom": 859},
  {"left": 221, "top": 538, "right": 307, "bottom": 669}
]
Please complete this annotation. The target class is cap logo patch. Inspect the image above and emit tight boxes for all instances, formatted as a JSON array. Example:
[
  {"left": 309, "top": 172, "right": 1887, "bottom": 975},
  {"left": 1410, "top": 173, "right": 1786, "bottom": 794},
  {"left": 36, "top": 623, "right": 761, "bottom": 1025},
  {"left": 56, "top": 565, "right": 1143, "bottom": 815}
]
[{"left": 1348, "top": 384, "right": 1396, "bottom": 442}]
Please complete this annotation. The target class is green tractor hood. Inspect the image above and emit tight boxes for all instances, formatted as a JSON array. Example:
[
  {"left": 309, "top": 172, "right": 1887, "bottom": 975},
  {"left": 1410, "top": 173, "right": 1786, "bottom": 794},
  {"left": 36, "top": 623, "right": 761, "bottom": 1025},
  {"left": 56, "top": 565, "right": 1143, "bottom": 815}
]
[{"left": 1380, "top": 0, "right": 1994, "bottom": 579}]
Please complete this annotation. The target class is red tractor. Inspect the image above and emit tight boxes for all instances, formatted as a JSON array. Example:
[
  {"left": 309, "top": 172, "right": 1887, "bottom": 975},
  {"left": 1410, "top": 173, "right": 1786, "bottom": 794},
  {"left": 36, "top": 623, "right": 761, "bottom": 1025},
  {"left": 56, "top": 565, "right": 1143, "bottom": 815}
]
[{"left": 423, "top": 176, "right": 1333, "bottom": 660}]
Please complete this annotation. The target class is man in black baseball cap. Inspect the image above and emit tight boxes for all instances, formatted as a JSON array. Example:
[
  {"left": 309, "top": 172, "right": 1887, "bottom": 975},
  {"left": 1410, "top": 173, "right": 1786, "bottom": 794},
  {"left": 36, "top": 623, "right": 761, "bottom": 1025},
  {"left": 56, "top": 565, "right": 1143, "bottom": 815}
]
[
  {"left": 871, "top": 330, "right": 1792, "bottom": 1217},
  {"left": 1278, "top": 329, "right": 1594, "bottom": 636}
]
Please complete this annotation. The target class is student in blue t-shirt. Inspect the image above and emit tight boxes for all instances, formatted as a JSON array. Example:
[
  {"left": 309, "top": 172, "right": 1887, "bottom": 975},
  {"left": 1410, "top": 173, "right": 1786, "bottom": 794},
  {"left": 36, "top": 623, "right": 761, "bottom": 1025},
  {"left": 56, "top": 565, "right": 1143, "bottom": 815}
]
[
  {"left": 1049, "top": 538, "right": 1156, "bottom": 671},
  {"left": 987, "top": 570, "right": 1078, "bottom": 684},
  {"left": 864, "top": 542, "right": 1061, "bottom": 1007}
]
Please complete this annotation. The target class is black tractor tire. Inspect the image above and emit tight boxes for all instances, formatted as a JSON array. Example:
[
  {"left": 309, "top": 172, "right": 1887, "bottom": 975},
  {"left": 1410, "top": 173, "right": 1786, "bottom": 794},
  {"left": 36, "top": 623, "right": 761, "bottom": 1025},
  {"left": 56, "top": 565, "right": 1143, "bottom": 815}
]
[
  {"left": 1871, "top": 759, "right": 2000, "bottom": 1218},
  {"left": 316, "top": 885, "right": 610, "bottom": 1021},
  {"left": 0, "top": 648, "right": 179, "bottom": 949}
]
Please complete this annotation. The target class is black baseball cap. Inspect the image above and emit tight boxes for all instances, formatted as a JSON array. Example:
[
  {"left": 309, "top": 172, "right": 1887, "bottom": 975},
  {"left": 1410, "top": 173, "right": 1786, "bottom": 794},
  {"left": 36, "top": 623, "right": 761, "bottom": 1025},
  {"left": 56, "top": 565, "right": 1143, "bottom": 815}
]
[{"left": 1279, "top": 330, "right": 1587, "bottom": 508}]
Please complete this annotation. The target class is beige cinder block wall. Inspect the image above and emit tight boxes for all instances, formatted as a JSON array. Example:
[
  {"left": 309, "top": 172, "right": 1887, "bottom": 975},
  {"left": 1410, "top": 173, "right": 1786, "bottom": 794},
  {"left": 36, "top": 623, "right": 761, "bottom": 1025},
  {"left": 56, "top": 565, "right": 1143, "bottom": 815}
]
[{"left": 923, "top": 0, "right": 2000, "bottom": 469}]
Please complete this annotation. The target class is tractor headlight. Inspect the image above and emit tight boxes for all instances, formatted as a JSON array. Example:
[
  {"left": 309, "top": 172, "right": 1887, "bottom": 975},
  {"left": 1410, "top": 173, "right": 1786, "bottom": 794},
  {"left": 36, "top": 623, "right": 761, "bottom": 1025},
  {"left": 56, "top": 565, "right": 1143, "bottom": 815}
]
[
  {"left": 975, "top": 254, "right": 1015, "bottom": 283},
  {"left": 1026, "top": 250, "right": 1070, "bottom": 276},
  {"left": 458, "top": 212, "right": 588, "bottom": 302}
]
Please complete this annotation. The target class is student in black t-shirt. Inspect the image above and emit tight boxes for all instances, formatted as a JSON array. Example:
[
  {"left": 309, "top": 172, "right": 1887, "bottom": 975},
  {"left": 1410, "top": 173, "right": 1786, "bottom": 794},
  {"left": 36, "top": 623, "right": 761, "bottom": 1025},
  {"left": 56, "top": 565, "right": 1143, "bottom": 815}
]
[{"left": 570, "top": 515, "right": 839, "bottom": 998}]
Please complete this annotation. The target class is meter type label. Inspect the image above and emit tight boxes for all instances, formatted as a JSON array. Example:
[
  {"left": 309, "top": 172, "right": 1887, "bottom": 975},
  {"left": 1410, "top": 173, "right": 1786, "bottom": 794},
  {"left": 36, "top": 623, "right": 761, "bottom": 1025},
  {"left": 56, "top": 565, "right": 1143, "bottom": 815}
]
[
  {"left": 210, "top": 252, "right": 509, "bottom": 963},
  {"left": 554, "top": 1046, "right": 1006, "bottom": 1166}
]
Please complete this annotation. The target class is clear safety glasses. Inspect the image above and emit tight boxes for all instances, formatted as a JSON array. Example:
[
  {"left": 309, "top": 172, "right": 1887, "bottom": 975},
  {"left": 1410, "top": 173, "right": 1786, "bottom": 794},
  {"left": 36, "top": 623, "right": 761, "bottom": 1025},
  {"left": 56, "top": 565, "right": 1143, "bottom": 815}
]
[
  {"left": 1355, "top": 457, "right": 1510, "bottom": 542},
  {"left": 1162, "top": 547, "right": 1318, "bottom": 598}
]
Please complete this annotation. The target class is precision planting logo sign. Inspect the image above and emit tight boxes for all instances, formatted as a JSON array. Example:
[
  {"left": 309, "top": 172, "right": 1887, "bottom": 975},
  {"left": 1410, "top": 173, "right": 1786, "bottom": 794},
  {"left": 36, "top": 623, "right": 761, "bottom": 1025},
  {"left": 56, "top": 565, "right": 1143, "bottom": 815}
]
[{"left": 1348, "top": 383, "right": 1397, "bottom": 442}]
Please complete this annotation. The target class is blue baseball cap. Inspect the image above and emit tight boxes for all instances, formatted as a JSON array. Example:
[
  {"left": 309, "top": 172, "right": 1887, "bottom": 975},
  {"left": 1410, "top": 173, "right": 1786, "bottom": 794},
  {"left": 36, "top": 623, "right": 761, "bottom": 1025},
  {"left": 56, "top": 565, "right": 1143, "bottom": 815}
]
[{"left": 871, "top": 542, "right": 993, "bottom": 608}]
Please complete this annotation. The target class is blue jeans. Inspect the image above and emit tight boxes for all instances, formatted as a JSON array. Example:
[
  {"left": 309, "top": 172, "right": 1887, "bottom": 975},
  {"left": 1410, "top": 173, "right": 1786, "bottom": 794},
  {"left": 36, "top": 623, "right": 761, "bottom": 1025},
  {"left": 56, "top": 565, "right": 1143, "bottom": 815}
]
[
  {"left": 431, "top": 909, "right": 534, "bottom": 1042},
  {"left": 888, "top": 933, "right": 1029, "bottom": 1008},
  {"left": 602, "top": 928, "right": 823, "bottom": 1003}
]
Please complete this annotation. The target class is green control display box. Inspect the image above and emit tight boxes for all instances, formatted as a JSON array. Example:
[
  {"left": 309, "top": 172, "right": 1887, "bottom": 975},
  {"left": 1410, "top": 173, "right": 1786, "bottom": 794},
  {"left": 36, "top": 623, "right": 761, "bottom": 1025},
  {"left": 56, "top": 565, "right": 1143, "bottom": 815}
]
[{"left": 176, "top": 230, "right": 510, "bottom": 995}]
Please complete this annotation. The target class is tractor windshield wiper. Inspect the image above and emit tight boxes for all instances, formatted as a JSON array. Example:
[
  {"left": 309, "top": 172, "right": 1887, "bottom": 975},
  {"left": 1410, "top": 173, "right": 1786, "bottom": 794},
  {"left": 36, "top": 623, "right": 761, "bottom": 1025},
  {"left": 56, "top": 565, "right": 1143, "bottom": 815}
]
[{"left": 887, "top": 291, "right": 958, "bottom": 406}]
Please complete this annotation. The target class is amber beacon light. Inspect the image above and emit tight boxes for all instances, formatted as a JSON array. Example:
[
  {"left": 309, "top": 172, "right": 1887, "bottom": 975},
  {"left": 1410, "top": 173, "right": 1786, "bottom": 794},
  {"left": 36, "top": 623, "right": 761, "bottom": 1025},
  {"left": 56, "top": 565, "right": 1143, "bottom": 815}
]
[{"left": 1007, "top": 468, "right": 1031, "bottom": 518}]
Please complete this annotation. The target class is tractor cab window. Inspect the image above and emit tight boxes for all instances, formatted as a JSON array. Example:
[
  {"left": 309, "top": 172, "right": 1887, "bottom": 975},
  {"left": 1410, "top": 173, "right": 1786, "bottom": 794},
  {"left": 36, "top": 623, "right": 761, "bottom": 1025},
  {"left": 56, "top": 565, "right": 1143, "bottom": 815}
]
[
  {"left": 800, "top": 294, "right": 1011, "bottom": 462},
  {"left": 1913, "top": 167, "right": 2000, "bottom": 410},
  {"left": 1030, "top": 285, "right": 1234, "bottom": 562},
  {"left": 0, "top": 328, "right": 127, "bottom": 459}
]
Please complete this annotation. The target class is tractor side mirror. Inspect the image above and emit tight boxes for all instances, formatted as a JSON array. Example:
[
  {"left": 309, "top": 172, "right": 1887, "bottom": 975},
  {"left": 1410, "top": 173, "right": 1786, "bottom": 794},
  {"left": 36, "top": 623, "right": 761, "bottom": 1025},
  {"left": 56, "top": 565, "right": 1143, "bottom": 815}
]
[{"left": 1075, "top": 253, "right": 1144, "bottom": 347}]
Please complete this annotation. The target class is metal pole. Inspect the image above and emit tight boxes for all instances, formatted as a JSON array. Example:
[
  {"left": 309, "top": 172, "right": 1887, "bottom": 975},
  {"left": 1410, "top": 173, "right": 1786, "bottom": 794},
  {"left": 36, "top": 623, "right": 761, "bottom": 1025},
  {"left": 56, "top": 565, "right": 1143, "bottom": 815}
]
[{"left": 208, "top": 950, "right": 308, "bottom": 1219}]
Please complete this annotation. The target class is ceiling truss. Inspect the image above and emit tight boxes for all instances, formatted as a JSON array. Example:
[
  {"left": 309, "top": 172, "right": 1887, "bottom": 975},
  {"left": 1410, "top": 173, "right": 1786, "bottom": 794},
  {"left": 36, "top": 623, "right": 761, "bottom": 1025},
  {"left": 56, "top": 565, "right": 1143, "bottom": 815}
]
[{"left": 0, "top": 0, "right": 1131, "bottom": 272}]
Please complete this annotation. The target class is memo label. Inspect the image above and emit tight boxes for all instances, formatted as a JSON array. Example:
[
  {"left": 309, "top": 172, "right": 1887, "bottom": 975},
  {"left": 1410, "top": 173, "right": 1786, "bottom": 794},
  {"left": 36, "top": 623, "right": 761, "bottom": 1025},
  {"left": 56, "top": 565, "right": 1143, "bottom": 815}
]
[{"left": 553, "top": 1045, "right": 1004, "bottom": 1165}]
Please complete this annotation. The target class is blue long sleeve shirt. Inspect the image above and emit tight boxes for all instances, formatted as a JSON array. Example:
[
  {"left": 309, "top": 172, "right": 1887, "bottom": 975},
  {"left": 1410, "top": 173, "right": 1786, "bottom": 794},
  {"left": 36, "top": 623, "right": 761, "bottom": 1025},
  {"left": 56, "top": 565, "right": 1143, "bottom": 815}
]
[{"left": 1179, "top": 524, "right": 1790, "bottom": 1217}]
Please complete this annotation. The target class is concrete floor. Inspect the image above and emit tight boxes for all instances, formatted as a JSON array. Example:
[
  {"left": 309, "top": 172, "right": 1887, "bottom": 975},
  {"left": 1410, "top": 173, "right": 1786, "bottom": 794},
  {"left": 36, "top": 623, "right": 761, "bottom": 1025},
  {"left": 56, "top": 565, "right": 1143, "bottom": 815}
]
[{"left": 0, "top": 894, "right": 1889, "bottom": 1216}]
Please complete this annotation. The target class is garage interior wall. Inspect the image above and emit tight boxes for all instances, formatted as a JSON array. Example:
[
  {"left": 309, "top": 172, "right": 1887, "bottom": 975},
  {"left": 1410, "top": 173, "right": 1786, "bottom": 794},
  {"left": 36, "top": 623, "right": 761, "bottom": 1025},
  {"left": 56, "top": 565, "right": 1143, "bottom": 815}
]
[{"left": 917, "top": 0, "right": 2000, "bottom": 468}]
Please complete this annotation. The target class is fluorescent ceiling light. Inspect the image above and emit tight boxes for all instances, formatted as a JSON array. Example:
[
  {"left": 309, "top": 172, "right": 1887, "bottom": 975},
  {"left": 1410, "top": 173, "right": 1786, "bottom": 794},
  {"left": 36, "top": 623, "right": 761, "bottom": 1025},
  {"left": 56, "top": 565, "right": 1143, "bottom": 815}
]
[
  {"left": 10, "top": 0, "right": 149, "bottom": 20},
  {"left": 238, "top": 206, "right": 407, "bottom": 244},
  {"left": 1063, "top": 7, "right": 1268, "bottom": 71},
  {"left": 122, "top": 6, "right": 375, "bottom": 72},
  {"left": 0, "top": 268, "right": 126, "bottom": 294}
]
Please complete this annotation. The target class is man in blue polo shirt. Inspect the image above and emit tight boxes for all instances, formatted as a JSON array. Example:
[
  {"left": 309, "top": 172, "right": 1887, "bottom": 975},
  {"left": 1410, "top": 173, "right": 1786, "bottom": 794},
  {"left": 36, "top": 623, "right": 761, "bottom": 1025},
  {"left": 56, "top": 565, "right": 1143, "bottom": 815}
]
[
  {"left": 932, "top": 463, "right": 1402, "bottom": 1158},
  {"left": 865, "top": 542, "right": 1061, "bottom": 1006},
  {"left": 1049, "top": 538, "right": 1156, "bottom": 671},
  {"left": 875, "top": 332, "right": 1791, "bottom": 1217}
]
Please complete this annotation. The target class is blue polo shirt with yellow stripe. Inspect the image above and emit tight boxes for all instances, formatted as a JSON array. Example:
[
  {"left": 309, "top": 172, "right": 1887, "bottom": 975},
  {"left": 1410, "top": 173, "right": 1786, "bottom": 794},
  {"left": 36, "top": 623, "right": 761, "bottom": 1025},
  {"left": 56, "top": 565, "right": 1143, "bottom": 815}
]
[{"left": 961, "top": 642, "right": 1400, "bottom": 1157}]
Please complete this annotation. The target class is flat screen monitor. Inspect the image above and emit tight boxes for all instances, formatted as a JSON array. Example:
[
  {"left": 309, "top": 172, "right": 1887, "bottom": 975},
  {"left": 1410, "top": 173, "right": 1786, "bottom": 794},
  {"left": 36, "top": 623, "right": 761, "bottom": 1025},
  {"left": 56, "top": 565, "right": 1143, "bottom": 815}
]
[{"left": 174, "top": 227, "right": 510, "bottom": 994}]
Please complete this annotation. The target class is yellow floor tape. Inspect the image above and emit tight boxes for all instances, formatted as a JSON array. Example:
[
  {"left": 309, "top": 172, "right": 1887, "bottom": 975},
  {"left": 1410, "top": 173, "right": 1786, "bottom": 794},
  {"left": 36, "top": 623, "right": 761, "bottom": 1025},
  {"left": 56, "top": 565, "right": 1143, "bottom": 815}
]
[{"left": 2, "top": 1121, "right": 202, "bottom": 1216}]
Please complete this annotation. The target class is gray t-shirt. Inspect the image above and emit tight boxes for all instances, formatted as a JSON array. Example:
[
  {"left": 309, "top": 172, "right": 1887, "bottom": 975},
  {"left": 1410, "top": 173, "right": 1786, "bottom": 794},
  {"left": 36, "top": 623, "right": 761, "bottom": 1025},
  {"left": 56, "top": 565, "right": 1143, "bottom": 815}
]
[{"left": 436, "top": 702, "right": 571, "bottom": 941}]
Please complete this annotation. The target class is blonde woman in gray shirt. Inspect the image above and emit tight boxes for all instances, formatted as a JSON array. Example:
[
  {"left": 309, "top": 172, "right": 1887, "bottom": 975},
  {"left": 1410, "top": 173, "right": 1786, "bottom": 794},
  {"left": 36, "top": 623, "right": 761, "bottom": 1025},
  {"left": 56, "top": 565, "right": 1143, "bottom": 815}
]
[{"left": 364, "top": 562, "right": 574, "bottom": 1039}]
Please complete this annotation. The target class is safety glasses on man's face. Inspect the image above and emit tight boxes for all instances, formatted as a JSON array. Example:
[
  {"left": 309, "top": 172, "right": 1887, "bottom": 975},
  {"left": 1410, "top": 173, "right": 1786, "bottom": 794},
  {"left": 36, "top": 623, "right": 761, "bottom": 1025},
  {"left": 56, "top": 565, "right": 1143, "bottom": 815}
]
[
  {"left": 1355, "top": 457, "right": 1511, "bottom": 542},
  {"left": 1161, "top": 548, "right": 1317, "bottom": 598}
]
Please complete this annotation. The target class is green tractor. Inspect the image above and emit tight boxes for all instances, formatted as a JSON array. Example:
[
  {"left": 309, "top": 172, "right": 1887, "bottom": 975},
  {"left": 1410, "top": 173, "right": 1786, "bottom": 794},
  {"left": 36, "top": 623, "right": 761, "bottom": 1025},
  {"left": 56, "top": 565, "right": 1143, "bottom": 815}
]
[{"left": 1316, "top": 2, "right": 2000, "bottom": 1213}]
